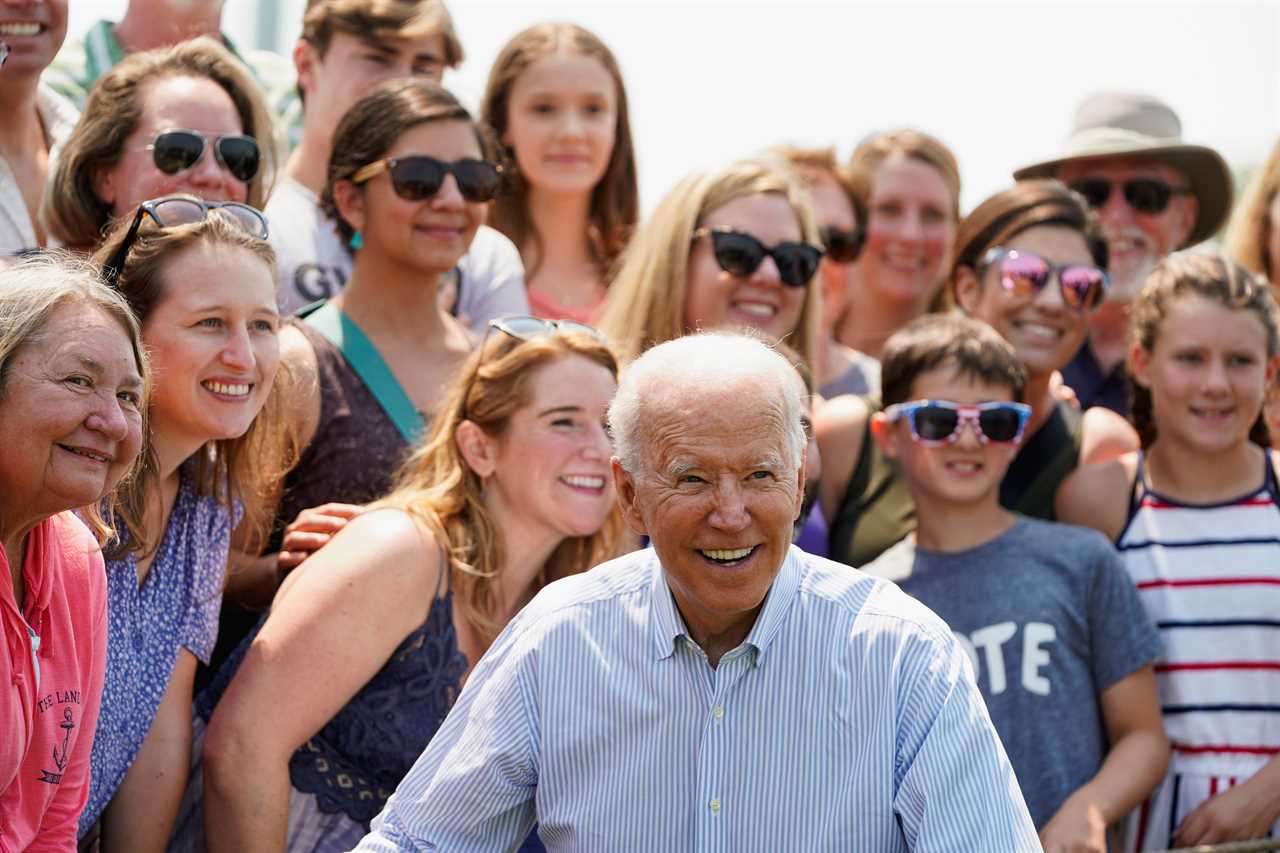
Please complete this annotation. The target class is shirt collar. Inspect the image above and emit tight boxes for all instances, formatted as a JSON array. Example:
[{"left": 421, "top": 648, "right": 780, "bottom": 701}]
[{"left": 649, "top": 545, "right": 805, "bottom": 665}]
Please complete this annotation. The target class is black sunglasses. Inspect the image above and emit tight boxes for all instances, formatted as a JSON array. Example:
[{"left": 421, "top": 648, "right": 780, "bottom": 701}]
[
  {"left": 981, "top": 247, "right": 1108, "bottom": 312},
  {"left": 819, "top": 225, "right": 865, "bottom": 263},
  {"left": 692, "top": 228, "right": 823, "bottom": 288},
  {"left": 1068, "top": 178, "right": 1192, "bottom": 216},
  {"left": 101, "top": 196, "right": 269, "bottom": 286},
  {"left": 147, "top": 129, "right": 261, "bottom": 184},
  {"left": 351, "top": 155, "right": 502, "bottom": 203}
]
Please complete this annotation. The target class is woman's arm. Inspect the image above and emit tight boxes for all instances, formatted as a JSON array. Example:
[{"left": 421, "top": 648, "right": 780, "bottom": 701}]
[
  {"left": 98, "top": 650, "right": 199, "bottom": 852},
  {"left": 813, "top": 394, "right": 869, "bottom": 526},
  {"left": 202, "top": 508, "right": 443, "bottom": 853},
  {"left": 1079, "top": 406, "right": 1140, "bottom": 466},
  {"left": 1054, "top": 456, "right": 1136, "bottom": 543},
  {"left": 1038, "top": 665, "right": 1169, "bottom": 852},
  {"left": 1173, "top": 755, "right": 1280, "bottom": 846}
]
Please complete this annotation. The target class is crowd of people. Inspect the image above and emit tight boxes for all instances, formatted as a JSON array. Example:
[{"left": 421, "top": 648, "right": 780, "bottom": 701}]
[{"left": 1, "top": 1, "right": 1279, "bottom": 851}]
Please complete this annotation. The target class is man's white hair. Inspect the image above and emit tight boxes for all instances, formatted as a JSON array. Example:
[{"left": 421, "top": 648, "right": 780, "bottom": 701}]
[{"left": 609, "top": 332, "right": 808, "bottom": 475}]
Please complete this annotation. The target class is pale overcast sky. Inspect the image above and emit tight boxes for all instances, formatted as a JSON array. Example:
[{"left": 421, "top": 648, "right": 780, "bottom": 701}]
[{"left": 70, "top": 1, "right": 1280, "bottom": 216}]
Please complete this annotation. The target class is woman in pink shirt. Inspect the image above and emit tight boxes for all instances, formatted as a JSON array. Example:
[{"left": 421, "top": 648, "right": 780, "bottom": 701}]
[{"left": 0, "top": 254, "right": 147, "bottom": 850}]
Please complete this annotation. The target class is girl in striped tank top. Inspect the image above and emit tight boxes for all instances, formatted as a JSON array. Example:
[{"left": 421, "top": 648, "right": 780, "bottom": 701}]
[{"left": 1058, "top": 253, "right": 1280, "bottom": 850}]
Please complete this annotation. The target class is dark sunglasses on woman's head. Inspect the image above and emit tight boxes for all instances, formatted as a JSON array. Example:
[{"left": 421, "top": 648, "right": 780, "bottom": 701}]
[
  {"left": 980, "top": 247, "right": 1108, "bottom": 312},
  {"left": 351, "top": 155, "right": 502, "bottom": 203},
  {"left": 691, "top": 228, "right": 823, "bottom": 289},
  {"left": 883, "top": 399, "right": 1032, "bottom": 446},
  {"left": 101, "top": 196, "right": 269, "bottom": 286},
  {"left": 819, "top": 225, "right": 865, "bottom": 264},
  {"left": 1068, "top": 178, "right": 1192, "bottom": 216},
  {"left": 147, "top": 129, "right": 261, "bottom": 184}
]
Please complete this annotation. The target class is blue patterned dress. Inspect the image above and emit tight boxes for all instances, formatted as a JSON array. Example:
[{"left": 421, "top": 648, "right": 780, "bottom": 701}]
[{"left": 78, "top": 463, "right": 233, "bottom": 835}]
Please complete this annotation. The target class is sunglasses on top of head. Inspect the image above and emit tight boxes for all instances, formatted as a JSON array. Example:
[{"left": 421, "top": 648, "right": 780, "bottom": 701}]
[
  {"left": 351, "top": 155, "right": 502, "bottom": 203},
  {"left": 884, "top": 399, "right": 1032, "bottom": 446},
  {"left": 146, "top": 129, "right": 261, "bottom": 184},
  {"left": 819, "top": 225, "right": 865, "bottom": 263},
  {"left": 691, "top": 228, "right": 824, "bottom": 289},
  {"left": 980, "top": 247, "right": 1108, "bottom": 312},
  {"left": 101, "top": 196, "right": 269, "bottom": 286},
  {"left": 1068, "top": 178, "right": 1192, "bottom": 216}
]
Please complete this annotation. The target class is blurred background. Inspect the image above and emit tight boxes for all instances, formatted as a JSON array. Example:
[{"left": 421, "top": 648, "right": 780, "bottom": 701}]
[{"left": 68, "top": 1, "right": 1280, "bottom": 219}]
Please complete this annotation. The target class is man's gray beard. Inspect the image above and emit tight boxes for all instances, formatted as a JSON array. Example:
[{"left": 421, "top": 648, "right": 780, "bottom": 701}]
[{"left": 1105, "top": 256, "right": 1158, "bottom": 304}]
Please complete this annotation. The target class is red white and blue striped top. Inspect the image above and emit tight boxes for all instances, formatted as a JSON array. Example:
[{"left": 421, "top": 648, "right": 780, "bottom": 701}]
[{"left": 1116, "top": 453, "right": 1280, "bottom": 776}]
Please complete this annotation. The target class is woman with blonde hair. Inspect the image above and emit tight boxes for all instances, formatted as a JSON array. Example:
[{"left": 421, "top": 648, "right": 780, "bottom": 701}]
[
  {"left": 175, "top": 320, "right": 622, "bottom": 852},
  {"left": 76, "top": 197, "right": 286, "bottom": 852},
  {"left": 1226, "top": 138, "right": 1280, "bottom": 290},
  {"left": 481, "top": 22, "right": 638, "bottom": 322},
  {"left": 599, "top": 156, "right": 823, "bottom": 372},
  {"left": 835, "top": 128, "right": 961, "bottom": 361},
  {"left": 41, "top": 36, "right": 276, "bottom": 253}
]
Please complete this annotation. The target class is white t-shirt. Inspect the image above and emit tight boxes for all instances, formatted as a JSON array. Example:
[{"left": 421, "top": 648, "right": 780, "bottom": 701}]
[{"left": 264, "top": 175, "right": 529, "bottom": 327}]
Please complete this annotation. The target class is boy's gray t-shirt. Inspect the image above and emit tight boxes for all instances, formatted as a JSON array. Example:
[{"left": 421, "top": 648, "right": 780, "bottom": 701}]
[{"left": 863, "top": 516, "right": 1161, "bottom": 828}]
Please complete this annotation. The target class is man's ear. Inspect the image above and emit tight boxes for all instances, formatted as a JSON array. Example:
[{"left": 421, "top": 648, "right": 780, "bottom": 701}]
[
  {"left": 611, "top": 458, "right": 648, "bottom": 536},
  {"left": 953, "top": 264, "right": 982, "bottom": 315},
  {"left": 293, "top": 39, "right": 319, "bottom": 97},
  {"left": 455, "top": 419, "right": 497, "bottom": 479},
  {"left": 869, "top": 411, "right": 901, "bottom": 460},
  {"left": 332, "top": 179, "right": 366, "bottom": 240}
]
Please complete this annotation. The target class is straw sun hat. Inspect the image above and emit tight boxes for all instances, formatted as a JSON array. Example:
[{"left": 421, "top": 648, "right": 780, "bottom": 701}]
[{"left": 1013, "top": 92, "right": 1233, "bottom": 247}]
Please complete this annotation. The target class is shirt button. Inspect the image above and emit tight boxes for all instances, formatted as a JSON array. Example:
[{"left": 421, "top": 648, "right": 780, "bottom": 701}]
[
  {"left": 713, "top": 706, "right": 724, "bottom": 720},
  {"left": 709, "top": 798, "right": 721, "bottom": 813}
]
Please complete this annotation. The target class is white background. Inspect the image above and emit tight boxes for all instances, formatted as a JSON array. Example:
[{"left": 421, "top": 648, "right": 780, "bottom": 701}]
[{"left": 68, "top": 1, "right": 1280, "bottom": 218}]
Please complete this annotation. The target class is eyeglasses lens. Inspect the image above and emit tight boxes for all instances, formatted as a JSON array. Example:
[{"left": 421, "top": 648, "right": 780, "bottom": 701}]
[
  {"left": 152, "top": 131, "right": 204, "bottom": 176},
  {"left": 977, "top": 407, "right": 1023, "bottom": 442},
  {"left": 821, "top": 227, "right": 864, "bottom": 263},
  {"left": 1122, "top": 179, "right": 1172, "bottom": 214},
  {"left": 1000, "top": 254, "right": 1050, "bottom": 297},
  {"left": 216, "top": 136, "right": 261, "bottom": 183},
  {"left": 913, "top": 405, "right": 960, "bottom": 442},
  {"left": 711, "top": 233, "right": 766, "bottom": 279},
  {"left": 1060, "top": 266, "right": 1106, "bottom": 310}
]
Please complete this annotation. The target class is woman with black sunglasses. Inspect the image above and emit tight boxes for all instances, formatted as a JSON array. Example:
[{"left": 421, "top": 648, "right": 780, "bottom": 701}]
[
  {"left": 819, "top": 180, "right": 1140, "bottom": 569},
  {"left": 41, "top": 37, "right": 276, "bottom": 254},
  {"left": 74, "top": 197, "right": 285, "bottom": 851},
  {"left": 200, "top": 79, "right": 494, "bottom": 696},
  {"left": 599, "top": 156, "right": 823, "bottom": 371},
  {"left": 173, "top": 323, "right": 621, "bottom": 853}
]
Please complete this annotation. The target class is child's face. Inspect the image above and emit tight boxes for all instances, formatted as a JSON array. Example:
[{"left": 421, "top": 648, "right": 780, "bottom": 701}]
[
  {"left": 1133, "top": 293, "right": 1278, "bottom": 454},
  {"left": 874, "top": 365, "right": 1021, "bottom": 509}
]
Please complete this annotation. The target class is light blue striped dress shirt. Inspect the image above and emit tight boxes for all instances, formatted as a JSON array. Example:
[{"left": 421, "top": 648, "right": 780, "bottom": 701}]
[{"left": 351, "top": 546, "right": 1040, "bottom": 852}]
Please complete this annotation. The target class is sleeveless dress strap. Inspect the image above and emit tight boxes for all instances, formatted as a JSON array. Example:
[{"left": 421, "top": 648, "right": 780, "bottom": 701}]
[{"left": 1125, "top": 451, "right": 1148, "bottom": 523}]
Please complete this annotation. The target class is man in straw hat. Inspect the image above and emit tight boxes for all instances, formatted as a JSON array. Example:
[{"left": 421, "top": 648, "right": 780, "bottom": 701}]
[{"left": 1014, "top": 91, "right": 1233, "bottom": 415}]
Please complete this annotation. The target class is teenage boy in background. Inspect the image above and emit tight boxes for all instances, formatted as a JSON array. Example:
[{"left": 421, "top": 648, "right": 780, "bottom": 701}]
[
  {"left": 270, "top": 0, "right": 527, "bottom": 325},
  {"left": 863, "top": 314, "right": 1168, "bottom": 852}
]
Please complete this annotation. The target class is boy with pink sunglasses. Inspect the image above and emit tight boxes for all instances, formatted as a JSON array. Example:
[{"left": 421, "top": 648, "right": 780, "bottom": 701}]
[{"left": 863, "top": 313, "right": 1168, "bottom": 851}]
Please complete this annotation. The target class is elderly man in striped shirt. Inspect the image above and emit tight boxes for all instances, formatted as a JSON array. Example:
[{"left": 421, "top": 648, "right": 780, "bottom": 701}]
[{"left": 352, "top": 332, "right": 1040, "bottom": 852}]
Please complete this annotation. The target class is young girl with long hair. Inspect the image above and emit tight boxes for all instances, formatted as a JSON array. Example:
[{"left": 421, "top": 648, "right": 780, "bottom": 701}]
[
  {"left": 1057, "top": 253, "right": 1280, "bottom": 849},
  {"left": 481, "top": 22, "right": 638, "bottom": 322}
]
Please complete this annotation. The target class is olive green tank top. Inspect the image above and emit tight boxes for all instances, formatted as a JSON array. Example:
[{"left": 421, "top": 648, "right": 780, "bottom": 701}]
[{"left": 828, "top": 396, "right": 1084, "bottom": 568}]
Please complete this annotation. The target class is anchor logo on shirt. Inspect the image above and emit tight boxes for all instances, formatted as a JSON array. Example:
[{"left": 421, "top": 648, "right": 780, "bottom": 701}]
[{"left": 37, "top": 707, "right": 75, "bottom": 785}]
